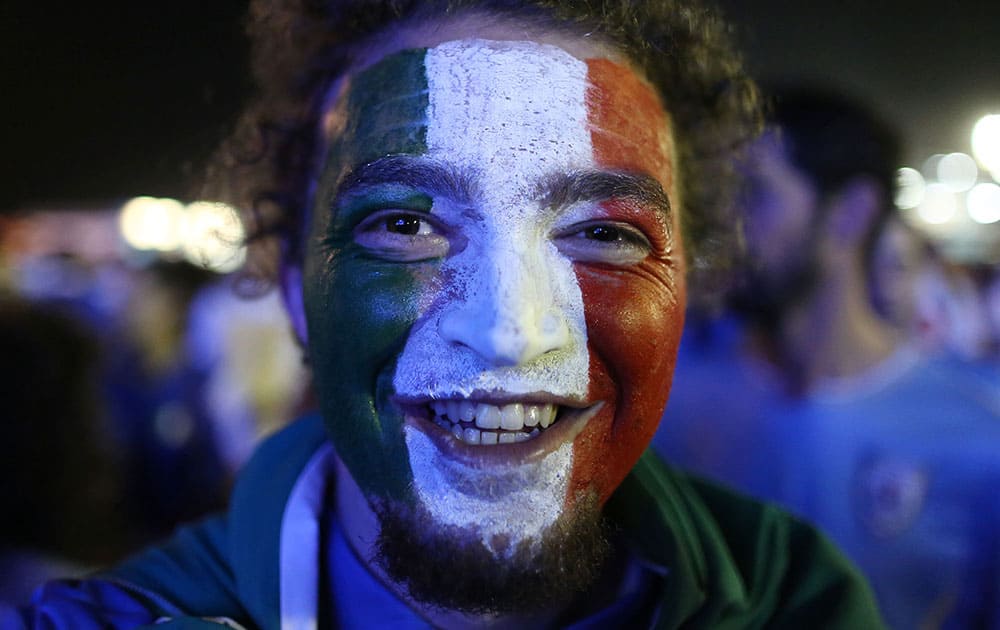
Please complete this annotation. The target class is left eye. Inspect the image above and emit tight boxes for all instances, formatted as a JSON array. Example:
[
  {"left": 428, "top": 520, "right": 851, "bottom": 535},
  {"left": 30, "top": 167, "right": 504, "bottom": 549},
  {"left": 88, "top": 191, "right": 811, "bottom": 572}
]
[
  {"left": 384, "top": 215, "right": 432, "bottom": 236},
  {"left": 581, "top": 224, "right": 626, "bottom": 242},
  {"left": 553, "top": 221, "right": 652, "bottom": 265},
  {"left": 354, "top": 211, "right": 449, "bottom": 261}
]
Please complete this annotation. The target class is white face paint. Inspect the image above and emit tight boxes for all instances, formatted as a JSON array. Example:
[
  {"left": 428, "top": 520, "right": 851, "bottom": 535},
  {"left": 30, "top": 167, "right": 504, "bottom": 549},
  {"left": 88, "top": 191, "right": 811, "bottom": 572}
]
[
  {"left": 393, "top": 39, "right": 593, "bottom": 398},
  {"left": 392, "top": 40, "right": 598, "bottom": 553}
]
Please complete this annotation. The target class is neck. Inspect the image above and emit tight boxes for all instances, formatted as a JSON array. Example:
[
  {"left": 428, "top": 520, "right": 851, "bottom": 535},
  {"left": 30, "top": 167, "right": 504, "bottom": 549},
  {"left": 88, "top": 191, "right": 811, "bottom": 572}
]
[
  {"left": 333, "top": 456, "right": 567, "bottom": 629},
  {"left": 772, "top": 256, "right": 901, "bottom": 394}
]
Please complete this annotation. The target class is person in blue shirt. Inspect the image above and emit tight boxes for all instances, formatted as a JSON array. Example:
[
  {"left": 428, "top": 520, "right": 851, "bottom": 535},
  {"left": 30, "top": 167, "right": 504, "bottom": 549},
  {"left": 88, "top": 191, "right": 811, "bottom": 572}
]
[{"left": 655, "top": 86, "right": 1000, "bottom": 628}]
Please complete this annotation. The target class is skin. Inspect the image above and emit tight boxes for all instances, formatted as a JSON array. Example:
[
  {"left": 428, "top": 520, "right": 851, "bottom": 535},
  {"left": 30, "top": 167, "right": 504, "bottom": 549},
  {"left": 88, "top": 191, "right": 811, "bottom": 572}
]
[
  {"left": 740, "top": 131, "right": 820, "bottom": 300},
  {"left": 869, "top": 218, "right": 923, "bottom": 332},
  {"left": 285, "top": 19, "right": 685, "bottom": 624},
  {"left": 740, "top": 132, "right": 901, "bottom": 389}
]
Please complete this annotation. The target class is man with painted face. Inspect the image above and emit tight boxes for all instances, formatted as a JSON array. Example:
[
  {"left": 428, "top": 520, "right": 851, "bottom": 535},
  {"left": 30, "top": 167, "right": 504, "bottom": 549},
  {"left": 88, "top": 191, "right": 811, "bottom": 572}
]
[{"left": 6, "top": 2, "right": 884, "bottom": 628}]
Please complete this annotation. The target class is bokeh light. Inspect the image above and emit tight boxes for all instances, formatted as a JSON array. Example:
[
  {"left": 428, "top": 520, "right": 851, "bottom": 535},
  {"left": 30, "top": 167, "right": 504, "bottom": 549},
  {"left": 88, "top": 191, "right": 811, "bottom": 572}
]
[
  {"left": 894, "top": 167, "right": 926, "bottom": 209},
  {"left": 967, "top": 183, "right": 1000, "bottom": 224},
  {"left": 119, "top": 197, "right": 247, "bottom": 273},
  {"left": 937, "top": 152, "right": 978, "bottom": 192},
  {"left": 181, "top": 201, "right": 247, "bottom": 273},
  {"left": 119, "top": 196, "right": 186, "bottom": 251},
  {"left": 916, "top": 183, "right": 958, "bottom": 225},
  {"left": 921, "top": 154, "right": 945, "bottom": 179},
  {"left": 971, "top": 114, "right": 1000, "bottom": 173}
]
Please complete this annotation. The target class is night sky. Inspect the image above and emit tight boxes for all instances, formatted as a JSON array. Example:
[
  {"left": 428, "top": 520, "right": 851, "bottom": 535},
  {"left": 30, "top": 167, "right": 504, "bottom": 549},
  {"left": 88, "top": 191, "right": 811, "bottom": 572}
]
[{"left": 3, "top": 1, "right": 999, "bottom": 212}]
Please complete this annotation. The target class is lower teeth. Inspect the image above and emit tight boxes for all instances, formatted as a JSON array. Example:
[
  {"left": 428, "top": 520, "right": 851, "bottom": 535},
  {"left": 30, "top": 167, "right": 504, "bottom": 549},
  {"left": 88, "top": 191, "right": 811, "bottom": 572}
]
[{"left": 435, "top": 417, "right": 541, "bottom": 445}]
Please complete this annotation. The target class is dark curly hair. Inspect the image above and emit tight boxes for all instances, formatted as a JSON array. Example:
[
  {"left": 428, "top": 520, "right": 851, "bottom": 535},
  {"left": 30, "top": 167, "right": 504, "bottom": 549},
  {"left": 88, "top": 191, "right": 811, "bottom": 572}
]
[{"left": 210, "top": 0, "right": 761, "bottom": 301}]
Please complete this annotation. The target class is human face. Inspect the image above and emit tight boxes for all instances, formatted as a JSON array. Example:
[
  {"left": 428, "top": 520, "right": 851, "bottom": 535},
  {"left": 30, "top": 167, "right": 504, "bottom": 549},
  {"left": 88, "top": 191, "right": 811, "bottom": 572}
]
[
  {"left": 740, "top": 131, "right": 821, "bottom": 298},
  {"left": 300, "top": 37, "right": 683, "bottom": 552},
  {"left": 869, "top": 219, "right": 922, "bottom": 329}
]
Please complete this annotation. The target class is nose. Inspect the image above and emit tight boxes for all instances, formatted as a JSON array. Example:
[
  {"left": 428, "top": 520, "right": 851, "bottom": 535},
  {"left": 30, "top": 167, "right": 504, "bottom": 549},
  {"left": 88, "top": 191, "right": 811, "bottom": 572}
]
[{"left": 438, "top": 243, "right": 571, "bottom": 367}]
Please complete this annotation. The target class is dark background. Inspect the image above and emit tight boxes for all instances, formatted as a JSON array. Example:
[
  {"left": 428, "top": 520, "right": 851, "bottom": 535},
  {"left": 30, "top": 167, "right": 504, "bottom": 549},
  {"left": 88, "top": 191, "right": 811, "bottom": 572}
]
[{"left": 3, "top": 1, "right": 1000, "bottom": 212}]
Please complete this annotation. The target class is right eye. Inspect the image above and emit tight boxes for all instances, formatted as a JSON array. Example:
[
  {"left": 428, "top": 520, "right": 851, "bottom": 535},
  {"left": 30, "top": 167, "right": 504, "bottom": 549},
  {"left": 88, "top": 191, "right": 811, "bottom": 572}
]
[
  {"left": 384, "top": 214, "right": 431, "bottom": 236},
  {"left": 353, "top": 210, "right": 449, "bottom": 261}
]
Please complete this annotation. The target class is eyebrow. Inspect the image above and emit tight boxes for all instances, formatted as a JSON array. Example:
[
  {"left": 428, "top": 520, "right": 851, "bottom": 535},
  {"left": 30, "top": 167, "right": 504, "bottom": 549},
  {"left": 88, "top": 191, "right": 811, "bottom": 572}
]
[
  {"left": 335, "top": 155, "right": 478, "bottom": 206},
  {"left": 335, "top": 157, "right": 671, "bottom": 221},
  {"left": 542, "top": 171, "right": 673, "bottom": 219}
]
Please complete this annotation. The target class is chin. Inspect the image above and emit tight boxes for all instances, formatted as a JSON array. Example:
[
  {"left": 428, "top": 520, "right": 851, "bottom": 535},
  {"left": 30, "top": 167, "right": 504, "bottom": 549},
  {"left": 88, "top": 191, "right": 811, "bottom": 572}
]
[
  {"left": 398, "top": 398, "right": 606, "bottom": 556},
  {"left": 372, "top": 487, "right": 609, "bottom": 616}
]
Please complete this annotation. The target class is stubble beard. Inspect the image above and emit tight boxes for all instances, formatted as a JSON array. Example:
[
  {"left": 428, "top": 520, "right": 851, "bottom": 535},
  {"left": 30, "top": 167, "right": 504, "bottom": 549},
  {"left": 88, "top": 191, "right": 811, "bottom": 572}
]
[{"left": 372, "top": 490, "right": 610, "bottom": 617}]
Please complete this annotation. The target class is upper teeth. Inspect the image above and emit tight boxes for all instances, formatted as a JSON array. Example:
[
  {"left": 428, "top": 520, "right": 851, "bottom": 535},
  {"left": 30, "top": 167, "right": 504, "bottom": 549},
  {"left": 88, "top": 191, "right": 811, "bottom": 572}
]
[{"left": 429, "top": 401, "right": 557, "bottom": 445}]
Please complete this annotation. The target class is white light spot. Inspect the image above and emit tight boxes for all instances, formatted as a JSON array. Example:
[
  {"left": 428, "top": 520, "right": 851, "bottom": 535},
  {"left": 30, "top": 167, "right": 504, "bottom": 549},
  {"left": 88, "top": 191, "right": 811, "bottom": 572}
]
[
  {"left": 916, "top": 183, "right": 958, "bottom": 224},
  {"left": 895, "top": 167, "right": 926, "bottom": 209},
  {"left": 967, "top": 183, "right": 1000, "bottom": 224},
  {"left": 937, "top": 152, "right": 979, "bottom": 192},
  {"left": 119, "top": 196, "right": 186, "bottom": 251},
  {"left": 181, "top": 201, "right": 247, "bottom": 273},
  {"left": 972, "top": 114, "right": 1000, "bottom": 173},
  {"left": 922, "top": 154, "right": 945, "bottom": 179}
]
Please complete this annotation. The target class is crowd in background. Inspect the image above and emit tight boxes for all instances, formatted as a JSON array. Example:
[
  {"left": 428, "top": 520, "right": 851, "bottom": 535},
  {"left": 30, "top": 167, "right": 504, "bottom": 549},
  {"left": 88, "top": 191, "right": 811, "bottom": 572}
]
[
  {"left": 1, "top": 84, "right": 998, "bottom": 627},
  {"left": 0, "top": 253, "right": 308, "bottom": 602}
]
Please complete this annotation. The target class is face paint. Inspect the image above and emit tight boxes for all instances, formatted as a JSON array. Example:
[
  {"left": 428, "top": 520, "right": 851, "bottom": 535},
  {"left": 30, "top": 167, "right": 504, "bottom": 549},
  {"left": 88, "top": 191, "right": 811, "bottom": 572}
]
[{"left": 302, "top": 39, "right": 683, "bottom": 553}]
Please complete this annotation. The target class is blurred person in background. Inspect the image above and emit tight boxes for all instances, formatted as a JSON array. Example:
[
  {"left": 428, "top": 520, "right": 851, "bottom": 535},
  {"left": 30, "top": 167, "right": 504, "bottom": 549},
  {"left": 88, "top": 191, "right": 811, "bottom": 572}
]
[
  {"left": 184, "top": 279, "right": 311, "bottom": 472},
  {"left": 102, "top": 261, "right": 232, "bottom": 543},
  {"left": 0, "top": 296, "right": 131, "bottom": 603},
  {"left": 988, "top": 268, "right": 1000, "bottom": 359},
  {"left": 868, "top": 213, "right": 934, "bottom": 343},
  {"left": 655, "top": 85, "right": 1000, "bottom": 629}
]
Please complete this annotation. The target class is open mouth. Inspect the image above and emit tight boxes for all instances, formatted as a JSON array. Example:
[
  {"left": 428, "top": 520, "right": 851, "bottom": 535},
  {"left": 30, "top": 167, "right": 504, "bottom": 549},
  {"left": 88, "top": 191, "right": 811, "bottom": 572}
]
[
  {"left": 399, "top": 396, "right": 604, "bottom": 465},
  {"left": 428, "top": 400, "right": 558, "bottom": 445}
]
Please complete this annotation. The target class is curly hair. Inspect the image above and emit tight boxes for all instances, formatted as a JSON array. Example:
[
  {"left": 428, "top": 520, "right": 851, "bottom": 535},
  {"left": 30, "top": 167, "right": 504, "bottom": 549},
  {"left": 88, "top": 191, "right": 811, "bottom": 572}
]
[{"left": 210, "top": 0, "right": 761, "bottom": 301}]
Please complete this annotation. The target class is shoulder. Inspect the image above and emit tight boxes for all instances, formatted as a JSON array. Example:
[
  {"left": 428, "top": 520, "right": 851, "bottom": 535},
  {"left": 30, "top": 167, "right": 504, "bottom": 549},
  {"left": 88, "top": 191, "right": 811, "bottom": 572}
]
[
  {"left": 12, "top": 415, "right": 332, "bottom": 629},
  {"left": 6, "top": 516, "right": 245, "bottom": 629},
  {"left": 610, "top": 452, "right": 886, "bottom": 628}
]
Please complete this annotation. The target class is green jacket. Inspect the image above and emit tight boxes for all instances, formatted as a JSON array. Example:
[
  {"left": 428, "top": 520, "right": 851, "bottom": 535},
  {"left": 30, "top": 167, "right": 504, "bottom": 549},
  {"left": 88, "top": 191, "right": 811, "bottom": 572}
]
[{"left": 15, "top": 414, "right": 884, "bottom": 628}]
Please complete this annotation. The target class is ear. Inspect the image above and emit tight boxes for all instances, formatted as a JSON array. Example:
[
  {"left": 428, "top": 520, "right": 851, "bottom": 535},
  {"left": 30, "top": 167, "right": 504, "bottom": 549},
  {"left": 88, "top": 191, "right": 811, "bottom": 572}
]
[
  {"left": 281, "top": 263, "right": 309, "bottom": 346},
  {"left": 826, "top": 176, "right": 884, "bottom": 246}
]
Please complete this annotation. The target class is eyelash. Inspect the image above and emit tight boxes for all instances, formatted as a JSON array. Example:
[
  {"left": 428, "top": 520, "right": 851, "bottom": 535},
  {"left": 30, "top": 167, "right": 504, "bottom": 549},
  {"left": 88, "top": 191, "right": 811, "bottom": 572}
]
[
  {"left": 350, "top": 207, "right": 653, "bottom": 267},
  {"left": 575, "top": 222, "right": 650, "bottom": 246},
  {"left": 352, "top": 210, "right": 449, "bottom": 261},
  {"left": 551, "top": 220, "right": 653, "bottom": 265}
]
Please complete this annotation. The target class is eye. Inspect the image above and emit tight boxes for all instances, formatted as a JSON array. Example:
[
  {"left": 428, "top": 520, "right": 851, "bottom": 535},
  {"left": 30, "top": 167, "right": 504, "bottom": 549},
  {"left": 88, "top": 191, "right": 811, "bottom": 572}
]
[
  {"left": 354, "top": 210, "right": 449, "bottom": 261},
  {"left": 582, "top": 224, "right": 625, "bottom": 242},
  {"left": 553, "top": 220, "right": 652, "bottom": 266},
  {"left": 385, "top": 214, "right": 431, "bottom": 236}
]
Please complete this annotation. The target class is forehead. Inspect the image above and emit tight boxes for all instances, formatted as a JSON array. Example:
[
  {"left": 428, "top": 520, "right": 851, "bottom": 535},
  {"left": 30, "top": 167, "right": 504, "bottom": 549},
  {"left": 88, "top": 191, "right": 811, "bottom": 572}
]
[{"left": 322, "top": 38, "right": 674, "bottom": 190}]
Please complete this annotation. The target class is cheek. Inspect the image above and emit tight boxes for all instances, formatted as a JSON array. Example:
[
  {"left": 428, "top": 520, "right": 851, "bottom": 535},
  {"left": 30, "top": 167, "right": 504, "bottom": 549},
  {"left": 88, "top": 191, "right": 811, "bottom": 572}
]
[
  {"left": 569, "top": 262, "right": 686, "bottom": 502},
  {"left": 304, "top": 249, "right": 434, "bottom": 500}
]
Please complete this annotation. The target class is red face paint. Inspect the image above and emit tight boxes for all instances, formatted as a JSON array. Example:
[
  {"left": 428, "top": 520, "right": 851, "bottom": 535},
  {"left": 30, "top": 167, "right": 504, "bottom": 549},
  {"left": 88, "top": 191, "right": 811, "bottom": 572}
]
[
  {"left": 567, "top": 60, "right": 686, "bottom": 503},
  {"left": 587, "top": 58, "right": 676, "bottom": 191}
]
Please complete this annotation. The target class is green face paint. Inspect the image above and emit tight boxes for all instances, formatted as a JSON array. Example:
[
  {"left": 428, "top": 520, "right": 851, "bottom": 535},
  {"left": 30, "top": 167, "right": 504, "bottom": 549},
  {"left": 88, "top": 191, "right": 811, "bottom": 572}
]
[
  {"left": 303, "top": 49, "right": 433, "bottom": 500},
  {"left": 302, "top": 38, "right": 682, "bottom": 535}
]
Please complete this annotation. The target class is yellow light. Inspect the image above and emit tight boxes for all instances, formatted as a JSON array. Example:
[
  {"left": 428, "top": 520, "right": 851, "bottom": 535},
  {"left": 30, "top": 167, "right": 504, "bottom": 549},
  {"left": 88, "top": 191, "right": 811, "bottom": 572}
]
[
  {"left": 119, "top": 196, "right": 186, "bottom": 251},
  {"left": 181, "top": 201, "right": 247, "bottom": 273},
  {"left": 971, "top": 114, "right": 1000, "bottom": 173}
]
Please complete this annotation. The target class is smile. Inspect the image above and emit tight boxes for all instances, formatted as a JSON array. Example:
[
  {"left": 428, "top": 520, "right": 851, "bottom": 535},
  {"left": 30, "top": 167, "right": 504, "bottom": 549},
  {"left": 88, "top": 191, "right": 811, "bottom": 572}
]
[
  {"left": 399, "top": 396, "right": 604, "bottom": 465},
  {"left": 429, "top": 401, "right": 558, "bottom": 445}
]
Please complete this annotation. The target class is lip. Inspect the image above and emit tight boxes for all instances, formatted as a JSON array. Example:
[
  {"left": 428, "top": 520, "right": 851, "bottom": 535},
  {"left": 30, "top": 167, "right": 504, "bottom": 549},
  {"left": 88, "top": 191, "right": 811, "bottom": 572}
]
[{"left": 401, "top": 398, "right": 605, "bottom": 468}]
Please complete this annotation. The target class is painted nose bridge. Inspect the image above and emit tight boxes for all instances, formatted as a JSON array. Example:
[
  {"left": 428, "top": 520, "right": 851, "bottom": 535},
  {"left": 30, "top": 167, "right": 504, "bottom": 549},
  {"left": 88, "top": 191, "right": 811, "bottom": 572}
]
[{"left": 438, "top": 239, "right": 571, "bottom": 366}]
